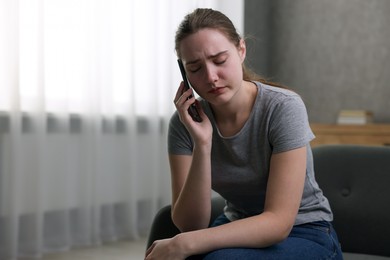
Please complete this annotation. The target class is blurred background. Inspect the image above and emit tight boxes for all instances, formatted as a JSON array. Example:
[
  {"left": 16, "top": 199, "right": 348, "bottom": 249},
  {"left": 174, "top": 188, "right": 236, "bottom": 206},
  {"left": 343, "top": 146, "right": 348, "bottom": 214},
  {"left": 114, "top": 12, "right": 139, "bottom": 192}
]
[
  {"left": 1, "top": 0, "right": 389, "bottom": 259},
  {"left": 245, "top": 0, "right": 390, "bottom": 123}
]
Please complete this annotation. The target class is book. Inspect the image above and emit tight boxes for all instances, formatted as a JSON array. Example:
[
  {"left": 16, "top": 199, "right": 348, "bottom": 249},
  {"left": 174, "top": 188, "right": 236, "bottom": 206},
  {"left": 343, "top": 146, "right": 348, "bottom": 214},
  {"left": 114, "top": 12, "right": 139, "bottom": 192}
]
[{"left": 337, "top": 110, "right": 373, "bottom": 125}]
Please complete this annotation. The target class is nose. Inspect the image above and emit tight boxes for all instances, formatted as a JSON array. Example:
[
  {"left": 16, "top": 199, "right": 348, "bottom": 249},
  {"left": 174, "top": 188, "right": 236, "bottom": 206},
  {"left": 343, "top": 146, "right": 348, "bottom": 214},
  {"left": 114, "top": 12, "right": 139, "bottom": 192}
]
[{"left": 205, "top": 64, "right": 219, "bottom": 84}]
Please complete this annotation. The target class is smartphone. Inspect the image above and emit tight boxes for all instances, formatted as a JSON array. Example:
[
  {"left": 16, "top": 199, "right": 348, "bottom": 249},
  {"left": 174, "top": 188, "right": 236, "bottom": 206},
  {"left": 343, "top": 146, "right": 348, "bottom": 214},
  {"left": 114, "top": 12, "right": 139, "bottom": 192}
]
[{"left": 177, "top": 59, "right": 202, "bottom": 122}]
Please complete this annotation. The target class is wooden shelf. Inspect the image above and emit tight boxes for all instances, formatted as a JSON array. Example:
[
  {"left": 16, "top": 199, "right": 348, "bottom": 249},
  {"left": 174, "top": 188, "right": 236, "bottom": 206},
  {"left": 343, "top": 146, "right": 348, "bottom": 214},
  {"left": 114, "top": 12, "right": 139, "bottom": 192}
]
[{"left": 310, "top": 123, "right": 390, "bottom": 147}]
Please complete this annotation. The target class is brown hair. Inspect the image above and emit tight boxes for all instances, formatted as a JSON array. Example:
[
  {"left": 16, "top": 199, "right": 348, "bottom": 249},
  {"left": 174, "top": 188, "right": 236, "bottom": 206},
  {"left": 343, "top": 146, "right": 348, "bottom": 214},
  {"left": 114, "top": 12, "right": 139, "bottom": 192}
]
[{"left": 175, "top": 8, "right": 285, "bottom": 87}]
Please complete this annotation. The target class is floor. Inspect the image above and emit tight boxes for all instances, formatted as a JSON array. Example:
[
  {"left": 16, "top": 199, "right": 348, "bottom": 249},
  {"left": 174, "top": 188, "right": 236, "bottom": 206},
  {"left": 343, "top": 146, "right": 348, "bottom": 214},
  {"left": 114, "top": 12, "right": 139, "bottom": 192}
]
[
  {"left": 42, "top": 237, "right": 147, "bottom": 260},
  {"left": 40, "top": 239, "right": 390, "bottom": 260}
]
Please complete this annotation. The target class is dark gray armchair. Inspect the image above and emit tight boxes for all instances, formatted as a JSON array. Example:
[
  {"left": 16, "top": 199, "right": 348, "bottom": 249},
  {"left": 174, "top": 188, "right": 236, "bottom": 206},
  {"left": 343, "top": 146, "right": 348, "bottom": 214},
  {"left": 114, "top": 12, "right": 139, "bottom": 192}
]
[
  {"left": 312, "top": 145, "right": 390, "bottom": 259},
  {"left": 147, "top": 145, "right": 390, "bottom": 259},
  {"left": 146, "top": 196, "right": 225, "bottom": 249}
]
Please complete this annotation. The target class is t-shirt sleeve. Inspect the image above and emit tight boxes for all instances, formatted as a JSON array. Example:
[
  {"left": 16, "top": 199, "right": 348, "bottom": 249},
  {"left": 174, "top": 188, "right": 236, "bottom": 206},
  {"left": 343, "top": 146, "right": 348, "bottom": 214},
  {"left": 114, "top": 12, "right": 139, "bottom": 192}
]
[
  {"left": 268, "top": 95, "right": 315, "bottom": 154},
  {"left": 167, "top": 111, "right": 194, "bottom": 155}
]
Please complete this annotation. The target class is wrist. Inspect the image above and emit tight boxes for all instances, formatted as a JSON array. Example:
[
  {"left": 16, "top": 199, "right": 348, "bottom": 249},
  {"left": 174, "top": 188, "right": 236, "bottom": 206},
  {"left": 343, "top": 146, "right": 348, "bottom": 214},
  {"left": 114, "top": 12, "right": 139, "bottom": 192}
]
[
  {"left": 174, "top": 232, "right": 197, "bottom": 257},
  {"left": 193, "top": 140, "right": 212, "bottom": 153}
]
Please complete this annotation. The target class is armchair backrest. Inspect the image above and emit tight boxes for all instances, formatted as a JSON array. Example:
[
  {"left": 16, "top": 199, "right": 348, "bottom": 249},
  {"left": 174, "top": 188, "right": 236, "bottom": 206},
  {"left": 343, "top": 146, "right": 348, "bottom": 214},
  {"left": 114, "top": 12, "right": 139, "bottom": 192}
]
[
  {"left": 146, "top": 196, "right": 225, "bottom": 249},
  {"left": 312, "top": 145, "right": 390, "bottom": 257}
]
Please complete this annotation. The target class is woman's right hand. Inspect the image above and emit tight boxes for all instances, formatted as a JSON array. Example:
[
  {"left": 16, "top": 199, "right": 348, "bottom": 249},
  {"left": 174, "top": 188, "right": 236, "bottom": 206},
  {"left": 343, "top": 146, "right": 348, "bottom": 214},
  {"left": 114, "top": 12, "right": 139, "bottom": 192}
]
[{"left": 174, "top": 82, "right": 213, "bottom": 148}]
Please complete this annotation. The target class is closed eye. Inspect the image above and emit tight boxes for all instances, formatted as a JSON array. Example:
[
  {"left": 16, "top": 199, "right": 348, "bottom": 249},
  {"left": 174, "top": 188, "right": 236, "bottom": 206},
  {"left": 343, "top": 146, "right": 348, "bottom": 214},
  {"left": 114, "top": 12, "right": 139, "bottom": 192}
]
[
  {"left": 188, "top": 66, "right": 201, "bottom": 73},
  {"left": 186, "top": 52, "right": 228, "bottom": 73},
  {"left": 214, "top": 58, "right": 226, "bottom": 65},
  {"left": 213, "top": 53, "right": 228, "bottom": 65}
]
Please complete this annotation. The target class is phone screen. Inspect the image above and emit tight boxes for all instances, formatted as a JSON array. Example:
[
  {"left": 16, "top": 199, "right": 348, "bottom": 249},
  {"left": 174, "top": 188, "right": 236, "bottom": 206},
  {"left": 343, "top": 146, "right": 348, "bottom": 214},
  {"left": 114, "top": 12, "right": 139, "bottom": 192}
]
[{"left": 177, "top": 59, "right": 202, "bottom": 122}]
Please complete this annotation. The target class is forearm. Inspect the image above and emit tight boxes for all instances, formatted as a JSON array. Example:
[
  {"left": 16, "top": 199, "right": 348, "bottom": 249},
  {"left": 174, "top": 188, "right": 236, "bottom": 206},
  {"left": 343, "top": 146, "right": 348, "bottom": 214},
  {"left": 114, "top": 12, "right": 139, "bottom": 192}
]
[
  {"left": 172, "top": 144, "right": 213, "bottom": 231},
  {"left": 177, "top": 212, "right": 293, "bottom": 257}
]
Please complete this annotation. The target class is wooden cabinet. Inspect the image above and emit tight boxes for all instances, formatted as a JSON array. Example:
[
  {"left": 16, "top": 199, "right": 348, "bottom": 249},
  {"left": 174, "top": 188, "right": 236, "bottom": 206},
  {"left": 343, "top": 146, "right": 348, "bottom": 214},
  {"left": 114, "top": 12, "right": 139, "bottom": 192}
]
[{"left": 310, "top": 124, "right": 390, "bottom": 147}]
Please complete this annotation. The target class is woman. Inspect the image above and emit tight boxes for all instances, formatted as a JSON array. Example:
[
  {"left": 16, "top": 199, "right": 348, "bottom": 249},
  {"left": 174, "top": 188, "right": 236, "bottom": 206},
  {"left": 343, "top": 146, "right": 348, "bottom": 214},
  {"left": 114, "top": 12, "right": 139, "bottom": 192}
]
[{"left": 145, "top": 8, "right": 342, "bottom": 260}]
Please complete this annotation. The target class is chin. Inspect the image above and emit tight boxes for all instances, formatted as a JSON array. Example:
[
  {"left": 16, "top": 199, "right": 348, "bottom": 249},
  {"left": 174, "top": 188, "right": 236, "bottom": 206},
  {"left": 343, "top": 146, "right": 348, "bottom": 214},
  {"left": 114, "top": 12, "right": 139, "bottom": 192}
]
[{"left": 207, "top": 95, "right": 232, "bottom": 107}]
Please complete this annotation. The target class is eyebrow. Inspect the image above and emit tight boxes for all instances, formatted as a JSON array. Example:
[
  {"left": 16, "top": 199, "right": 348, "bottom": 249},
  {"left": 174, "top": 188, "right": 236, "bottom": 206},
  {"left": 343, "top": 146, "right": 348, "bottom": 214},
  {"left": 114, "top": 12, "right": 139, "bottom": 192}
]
[{"left": 185, "top": 50, "right": 228, "bottom": 65}]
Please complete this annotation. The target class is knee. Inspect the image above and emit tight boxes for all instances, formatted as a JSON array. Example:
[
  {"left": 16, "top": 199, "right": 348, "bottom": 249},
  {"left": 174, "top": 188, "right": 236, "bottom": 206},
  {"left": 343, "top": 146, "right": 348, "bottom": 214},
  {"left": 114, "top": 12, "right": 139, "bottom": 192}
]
[
  {"left": 203, "top": 249, "right": 230, "bottom": 260},
  {"left": 203, "top": 248, "right": 258, "bottom": 260}
]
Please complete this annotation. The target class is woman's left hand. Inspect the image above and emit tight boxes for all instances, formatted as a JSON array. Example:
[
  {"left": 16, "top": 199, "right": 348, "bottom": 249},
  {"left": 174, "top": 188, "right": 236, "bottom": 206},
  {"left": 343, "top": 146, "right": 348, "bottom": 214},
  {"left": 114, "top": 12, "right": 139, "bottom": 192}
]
[{"left": 145, "top": 236, "right": 188, "bottom": 260}]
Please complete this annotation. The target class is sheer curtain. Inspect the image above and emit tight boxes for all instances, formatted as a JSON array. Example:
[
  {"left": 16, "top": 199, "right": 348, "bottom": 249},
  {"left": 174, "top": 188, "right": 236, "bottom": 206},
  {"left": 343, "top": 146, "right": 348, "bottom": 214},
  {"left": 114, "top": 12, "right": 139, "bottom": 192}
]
[{"left": 0, "top": 0, "right": 243, "bottom": 258}]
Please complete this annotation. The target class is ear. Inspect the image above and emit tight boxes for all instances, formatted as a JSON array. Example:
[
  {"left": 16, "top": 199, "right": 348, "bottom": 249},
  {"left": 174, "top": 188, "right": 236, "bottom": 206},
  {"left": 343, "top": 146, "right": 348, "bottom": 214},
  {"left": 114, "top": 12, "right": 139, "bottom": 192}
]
[{"left": 238, "top": 39, "right": 246, "bottom": 63}]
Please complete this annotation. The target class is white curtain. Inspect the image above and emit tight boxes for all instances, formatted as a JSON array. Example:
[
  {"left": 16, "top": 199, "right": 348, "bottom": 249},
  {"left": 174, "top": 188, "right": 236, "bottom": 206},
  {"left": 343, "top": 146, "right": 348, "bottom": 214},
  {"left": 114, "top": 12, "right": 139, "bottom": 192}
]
[{"left": 0, "top": 0, "right": 243, "bottom": 259}]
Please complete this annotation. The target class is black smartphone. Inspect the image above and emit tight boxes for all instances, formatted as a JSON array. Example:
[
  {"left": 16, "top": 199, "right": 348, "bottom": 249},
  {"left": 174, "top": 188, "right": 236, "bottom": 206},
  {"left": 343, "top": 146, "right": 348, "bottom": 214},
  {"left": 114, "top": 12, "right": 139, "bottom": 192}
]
[{"left": 177, "top": 59, "right": 202, "bottom": 122}]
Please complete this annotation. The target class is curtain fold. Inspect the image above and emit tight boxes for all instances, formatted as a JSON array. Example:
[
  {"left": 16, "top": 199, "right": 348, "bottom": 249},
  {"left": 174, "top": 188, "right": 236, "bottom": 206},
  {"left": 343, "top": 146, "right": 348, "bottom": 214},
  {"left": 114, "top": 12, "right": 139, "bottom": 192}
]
[{"left": 0, "top": 0, "right": 242, "bottom": 258}]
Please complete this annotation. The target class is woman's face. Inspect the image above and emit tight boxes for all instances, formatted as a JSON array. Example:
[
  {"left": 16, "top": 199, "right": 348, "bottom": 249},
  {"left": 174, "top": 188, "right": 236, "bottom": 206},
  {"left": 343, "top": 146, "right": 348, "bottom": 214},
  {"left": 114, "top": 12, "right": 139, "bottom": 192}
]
[{"left": 179, "top": 28, "right": 246, "bottom": 106}]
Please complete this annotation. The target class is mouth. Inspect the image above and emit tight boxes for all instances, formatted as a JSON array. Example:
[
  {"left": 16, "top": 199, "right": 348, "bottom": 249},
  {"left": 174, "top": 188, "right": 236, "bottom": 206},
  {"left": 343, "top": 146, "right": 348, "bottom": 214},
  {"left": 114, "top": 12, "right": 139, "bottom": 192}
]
[{"left": 208, "top": 87, "right": 226, "bottom": 95}]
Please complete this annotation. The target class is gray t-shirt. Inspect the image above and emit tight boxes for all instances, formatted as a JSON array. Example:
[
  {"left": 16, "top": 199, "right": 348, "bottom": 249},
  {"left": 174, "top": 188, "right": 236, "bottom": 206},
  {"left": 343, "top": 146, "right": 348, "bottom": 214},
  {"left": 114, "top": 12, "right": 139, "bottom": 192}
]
[{"left": 168, "top": 82, "right": 333, "bottom": 225}]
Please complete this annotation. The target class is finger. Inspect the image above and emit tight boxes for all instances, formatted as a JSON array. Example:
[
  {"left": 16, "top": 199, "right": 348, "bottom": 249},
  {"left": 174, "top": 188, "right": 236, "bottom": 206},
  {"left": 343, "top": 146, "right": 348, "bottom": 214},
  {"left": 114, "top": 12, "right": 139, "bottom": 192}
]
[
  {"left": 194, "top": 99, "right": 204, "bottom": 114},
  {"left": 173, "top": 82, "right": 185, "bottom": 104},
  {"left": 192, "top": 99, "right": 206, "bottom": 121},
  {"left": 184, "top": 95, "right": 196, "bottom": 107},
  {"left": 175, "top": 88, "right": 194, "bottom": 109},
  {"left": 145, "top": 242, "right": 155, "bottom": 258}
]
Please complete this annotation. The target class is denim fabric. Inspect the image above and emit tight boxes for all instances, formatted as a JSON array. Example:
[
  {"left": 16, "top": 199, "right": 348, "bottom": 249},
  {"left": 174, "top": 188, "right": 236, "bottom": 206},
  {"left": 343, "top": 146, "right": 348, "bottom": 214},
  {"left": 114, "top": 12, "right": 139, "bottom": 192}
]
[{"left": 192, "top": 214, "right": 343, "bottom": 260}]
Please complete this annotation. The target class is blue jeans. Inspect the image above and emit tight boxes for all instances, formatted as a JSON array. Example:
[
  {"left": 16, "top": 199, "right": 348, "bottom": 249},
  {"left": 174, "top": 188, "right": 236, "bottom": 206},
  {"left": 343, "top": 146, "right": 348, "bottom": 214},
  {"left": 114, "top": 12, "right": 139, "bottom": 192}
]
[{"left": 189, "top": 214, "right": 343, "bottom": 260}]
